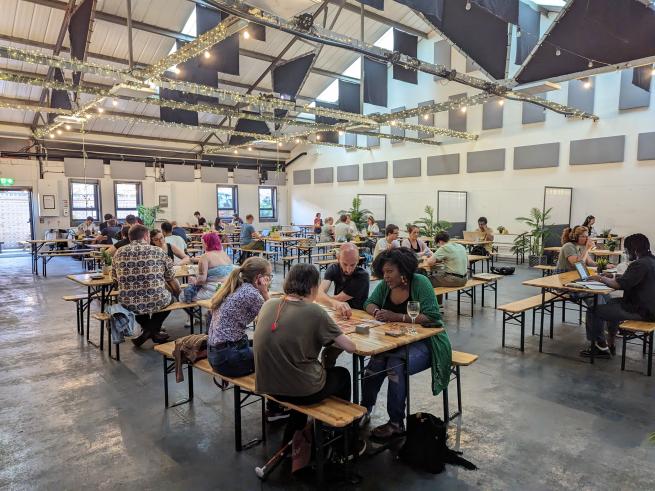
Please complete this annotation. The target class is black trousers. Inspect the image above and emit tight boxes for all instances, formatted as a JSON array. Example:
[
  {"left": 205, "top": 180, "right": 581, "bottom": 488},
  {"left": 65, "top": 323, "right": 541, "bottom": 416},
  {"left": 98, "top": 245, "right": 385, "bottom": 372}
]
[
  {"left": 274, "top": 366, "right": 351, "bottom": 443},
  {"left": 135, "top": 311, "right": 171, "bottom": 339}
]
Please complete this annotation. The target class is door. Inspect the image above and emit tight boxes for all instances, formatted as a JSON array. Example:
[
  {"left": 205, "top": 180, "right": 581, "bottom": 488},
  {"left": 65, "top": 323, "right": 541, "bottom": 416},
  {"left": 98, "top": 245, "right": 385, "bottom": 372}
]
[{"left": 0, "top": 188, "right": 33, "bottom": 251}]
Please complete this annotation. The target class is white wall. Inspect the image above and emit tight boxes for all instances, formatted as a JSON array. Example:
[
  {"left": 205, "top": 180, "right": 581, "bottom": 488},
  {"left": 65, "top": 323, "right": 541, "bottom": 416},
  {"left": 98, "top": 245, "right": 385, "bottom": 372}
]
[
  {"left": 0, "top": 158, "right": 287, "bottom": 239},
  {"left": 286, "top": 40, "right": 655, "bottom": 244}
]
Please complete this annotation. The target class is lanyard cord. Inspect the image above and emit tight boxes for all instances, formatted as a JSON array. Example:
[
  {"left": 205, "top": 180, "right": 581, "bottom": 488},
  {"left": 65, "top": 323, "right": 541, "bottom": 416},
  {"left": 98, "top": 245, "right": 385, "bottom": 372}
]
[{"left": 271, "top": 295, "right": 303, "bottom": 331}]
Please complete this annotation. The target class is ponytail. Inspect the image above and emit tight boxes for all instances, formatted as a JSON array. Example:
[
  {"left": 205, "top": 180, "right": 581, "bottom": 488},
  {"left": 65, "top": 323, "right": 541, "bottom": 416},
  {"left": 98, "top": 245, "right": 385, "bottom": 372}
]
[
  {"left": 562, "top": 225, "right": 588, "bottom": 245},
  {"left": 209, "top": 256, "right": 270, "bottom": 311},
  {"left": 561, "top": 227, "right": 572, "bottom": 246}
]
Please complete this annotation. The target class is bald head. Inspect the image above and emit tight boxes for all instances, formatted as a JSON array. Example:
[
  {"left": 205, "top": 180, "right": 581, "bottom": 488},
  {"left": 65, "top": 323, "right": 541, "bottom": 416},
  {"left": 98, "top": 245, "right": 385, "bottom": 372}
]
[{"left": 338, "top": 243, "right": 360, "bottom": 276}]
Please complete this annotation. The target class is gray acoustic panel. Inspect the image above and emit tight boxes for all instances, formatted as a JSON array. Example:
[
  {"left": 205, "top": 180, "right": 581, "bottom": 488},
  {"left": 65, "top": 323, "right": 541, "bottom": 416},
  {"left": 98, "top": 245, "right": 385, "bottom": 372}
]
[
  {"left": 522, "top": 92, "right": 546, "bottom": 124},
  {"left": 200, "top": 167, "right": 229, "bottom": 183},
  {"left": 567, "top": 78, "right": 595, "bottom": 114},
  {"left": 265, "top": 171, "right": 286, "bottom": 186},
  {"left": 363, "top": 161, "right": 387, "bottom": 180},
  {"left": 482, "top": 98, "right": 503, "bottom": 130},
  {"left": 433, "top": 40, "right": 451, "bottom": 81},
  {"left": 619, "top": 68, "right": 651, "bottom": 110},
  {"left": 337, "top": 164, "right": 359, "bottom": 182},
  {"left": 344, "top": 133, "right": 357, "bottom": 147},
  {"left": 427, "top": 154, "right": 460, "bottom": 175},
  {"left": 417, "top": 100, "right": 435, "bottom": 139},
  {"left": 64, "top": 158, "right": 104, "bottom": 178},
  {"left": 467, "top": 149, "right": 505, "bottom": 173},
  {"left": 569, "top": 135, "right": 625, "bottom": 165},
  {"left": 314, "top": 167, "right": 334, "bottom": 184},
  {"left": 448, "top": 93, "right": 467, "bottom": 132},
  {"left": 367, "top": 134, "right": 380, "bottom": 147},
  {"left": 293, "top": 169, "right": 311, "bottom": 185},
  {"left": 390, "top": 106, "right": 405, "bottom": 143},
  {"left": 233, "top": 168, "right": 259, "bottom": 184},
  {"left": 164, "top": 164, "right": 194, "bottom": 182},
  {"left": 513, "top": 142, "right": 560, "bottom": 170},
  {"left": 465, "top": 58, "right": 477, "bottom": 73},
  {"left": 393, "top": 157, "right": 421, "bottom": 178},
  {"left": 109, "top": 160, "right": 145, "bottom": 180},
  {"left": 637, "top": 132, "right": 655, "bottom": 161}
]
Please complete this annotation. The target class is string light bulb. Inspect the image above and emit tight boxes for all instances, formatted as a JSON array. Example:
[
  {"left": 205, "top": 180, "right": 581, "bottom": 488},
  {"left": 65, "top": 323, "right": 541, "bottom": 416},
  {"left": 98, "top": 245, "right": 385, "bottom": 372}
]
[
  {"left": 460, "top": 106, "right": 467, "bottom": 113},
  {"left": 277, "top": 142, "right": 283, "bottom": 147},
  {"left": 338, "top": 130, "right": 344, "bottom": 136},
  {"left": 516, "top": 28, "right": 522, "bottom": 38},
  {"left": 316, "top": 134, "right": 321, "bottom": 141},
  {"left": 56, "top": 129, "right": 62, "bottom": 135},
  {"left": 112, "top": 99, "right": 118, "bottom": 106},
  {"left": 243, "top": 30, "right": 250, "bottom": 39},
  {"left": 423, "top": 114, "right": 430, "bottom": 120},
  {"left": 64, "top": 124, "right": 72, "bottom": 130},
  {"left": 248, "top": 146, "right": 253, "bottom": 151},
  {"left": 555, "top": 48, "right": 561, "bottom": 56},
  {"left": 465, "top": 1, "right": 471, "bottom": 10},
  {"left": 49, "top": 133, "right": 55, "bottom": 139},
  {"left": 583, "top": 79, "right": 592, "bottom": 89},
  {"left": 295, "top": 138, "right": 301, "bottom": 144},
  {"left": 498, "top": 99, "right": 505, "bottom": 106},
  {"left": 233, "top": 149, "right": 238, "bottom": 154},
  {"left": 173, "top": 66, "right": 181, "bottom": 74},
  {"left": 588, "top": 60, "right": 593, "bottom": 68},
  {"left": 97, "top": 107, "right": 104, "bottom": 113},
  {"left": 203, "top": 51, "right": 211, "bottom": 59}
]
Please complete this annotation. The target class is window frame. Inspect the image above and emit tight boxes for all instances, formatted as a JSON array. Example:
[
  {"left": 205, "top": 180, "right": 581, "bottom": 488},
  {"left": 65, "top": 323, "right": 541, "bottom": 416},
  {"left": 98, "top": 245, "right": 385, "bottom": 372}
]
[
  {"left": 258, "top": 186, "right": 277, "bottom": 223},
  {"left": 113, "top": 181, "right": 143, "bottom": 220},
  {"left": 69, "top": 179, "right": 101, "bottom": 226},
  {"left": 216, "top": 184, "right": 239, "bottom": 219}
]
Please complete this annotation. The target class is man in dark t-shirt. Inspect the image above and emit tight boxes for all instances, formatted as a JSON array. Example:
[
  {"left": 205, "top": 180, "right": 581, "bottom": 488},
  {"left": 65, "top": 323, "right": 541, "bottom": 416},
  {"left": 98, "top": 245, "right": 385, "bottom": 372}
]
[{"left": 317, "top": 242, "right": 370, "bottom": 316}]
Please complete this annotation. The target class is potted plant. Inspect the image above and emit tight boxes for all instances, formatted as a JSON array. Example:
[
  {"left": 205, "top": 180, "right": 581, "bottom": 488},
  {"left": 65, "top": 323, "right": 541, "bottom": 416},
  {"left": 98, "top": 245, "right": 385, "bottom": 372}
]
[
  {"left": 605, "top": 238, "right": 618, "bottom": 252},
  {"left": 515, "top": 207, "right": 552, "bottom": 267},
  {"left": 595, "top": 257, "right": 608, "bottom": 274},
  {"left": 497, "top": 226, "right": 508, "bottom": 235},
  {"left": 101, "top": 249, "right": 112, "bottom": 276},
  {"left": 338, "top": 197, "right": 372, "bottom": 233},
  {"left": 412, "top": 206, "right": 452, "bottom": 238},
  {"left": 599, "top": 228, "right": 612, "bottom": 238}
]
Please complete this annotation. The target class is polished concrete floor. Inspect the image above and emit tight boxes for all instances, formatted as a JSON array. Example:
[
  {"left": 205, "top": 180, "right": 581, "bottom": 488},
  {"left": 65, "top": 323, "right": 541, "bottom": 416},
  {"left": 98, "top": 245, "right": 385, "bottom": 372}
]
[{"left": 1, "top": 254, "right": 654, "bottom": 490}]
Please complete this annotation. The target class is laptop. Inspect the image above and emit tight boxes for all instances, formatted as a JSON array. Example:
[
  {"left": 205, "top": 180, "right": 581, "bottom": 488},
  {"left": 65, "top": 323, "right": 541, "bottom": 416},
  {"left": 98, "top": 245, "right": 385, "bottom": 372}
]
[
  {"left": 463, "top": 231, "right": 479, "bottom": 242},
  {"left": 567, "top": 262, "right": 607, "bottom": 290},
  {"left": 260, "top": 229, "right": 270, "bottom": 237}
]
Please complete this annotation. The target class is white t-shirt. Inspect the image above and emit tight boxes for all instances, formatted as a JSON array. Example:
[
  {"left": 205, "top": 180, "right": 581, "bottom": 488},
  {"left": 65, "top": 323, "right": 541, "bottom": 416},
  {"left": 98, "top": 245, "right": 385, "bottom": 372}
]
[
  {"left": 374, "top": 237, "right": 400, "bottom": 258},
  {"left": 165, "top": 234, "right": 187, "bottom": 252},
  {"left": 334, "top": 222, "right": 350, "bottom": 242},
  {"left": 348, "top": 221, "right": 359, "bottom": 235}
]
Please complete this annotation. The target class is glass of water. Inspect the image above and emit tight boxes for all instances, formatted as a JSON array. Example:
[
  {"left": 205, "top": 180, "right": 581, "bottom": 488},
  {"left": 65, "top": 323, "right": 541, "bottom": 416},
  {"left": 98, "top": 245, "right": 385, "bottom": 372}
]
[{"left": 407, "top": 301, "right": 420, "bottom": 335}]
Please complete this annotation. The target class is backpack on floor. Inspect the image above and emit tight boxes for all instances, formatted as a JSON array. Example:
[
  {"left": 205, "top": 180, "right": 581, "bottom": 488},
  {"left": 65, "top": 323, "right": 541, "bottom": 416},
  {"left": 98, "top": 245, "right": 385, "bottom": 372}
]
[
  {"left": 398, "top": 412, "right": 477, "bottom": 474},
  {"left": 491, "top": 266, "right": 515, "bottom": 276}
]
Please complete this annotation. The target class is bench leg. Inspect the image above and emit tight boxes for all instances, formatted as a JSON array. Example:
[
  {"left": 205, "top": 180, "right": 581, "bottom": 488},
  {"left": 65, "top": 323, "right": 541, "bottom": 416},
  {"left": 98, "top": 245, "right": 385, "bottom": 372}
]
[
  {"left": 163, "top": 356, "right": 169, "bottom": 407},
  {"left": 234, "top": 386, "right": 243, "bottom": 451},
  {"left": 314, "top": 421, "right": 325, "bottom": 490},
  {"left": 455, "top": 365, "right": 462, "bottom": 417},
  {"left": 621, "top": 331, "right": 628, "bottom": 371},
  {"left": 549, "top": 301, "right": 554, "bottom": 339},
  {"left": 115, "top": 341, "right": 120, "bottom": 361},
  {"left": 502, "top": 313, "right": 506, "bottom": 348},
  {"left": 648, "top": 332, "right": 653, "bottom": 377},
  {"left": 520, "top": 311, "right": 525, "bottom": 352},
  {"left": 99, "top": 320, "right": 104, "bottom": 351},
  {"left": 442, "top": 387, "right": 449, "bottom": 422},
  {"left": 162, "top": 357, "right": 192, "bottom": 408}
]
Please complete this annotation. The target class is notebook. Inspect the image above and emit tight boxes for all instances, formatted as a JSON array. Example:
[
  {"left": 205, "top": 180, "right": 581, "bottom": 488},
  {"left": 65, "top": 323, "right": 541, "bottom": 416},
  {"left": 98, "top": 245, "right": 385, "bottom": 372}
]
[{"left": 566, "top": 262, "right": 607, "bottom": 290}]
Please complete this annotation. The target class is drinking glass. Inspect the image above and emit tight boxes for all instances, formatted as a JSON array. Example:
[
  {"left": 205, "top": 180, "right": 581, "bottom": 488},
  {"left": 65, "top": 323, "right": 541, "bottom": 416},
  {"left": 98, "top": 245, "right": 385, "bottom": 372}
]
[{"left": 407, "top": 301, "right": 420, "bottom": 335}]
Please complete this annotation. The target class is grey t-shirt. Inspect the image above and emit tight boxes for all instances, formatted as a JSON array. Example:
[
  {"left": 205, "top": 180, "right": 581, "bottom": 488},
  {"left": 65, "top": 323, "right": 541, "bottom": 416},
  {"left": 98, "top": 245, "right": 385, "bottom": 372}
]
[
  {"left": 556, "top": 242, "right": 582, "bottom": 272},
  {"left": 254, "top": 299, "right": 343, "bottom": 397}
]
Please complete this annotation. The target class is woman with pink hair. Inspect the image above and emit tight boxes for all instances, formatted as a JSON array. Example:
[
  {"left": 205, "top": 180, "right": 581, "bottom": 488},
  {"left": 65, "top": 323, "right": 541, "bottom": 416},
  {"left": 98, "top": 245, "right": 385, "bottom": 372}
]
[{"left": 184, "top": 232, "right": 235, "bottom": 301}]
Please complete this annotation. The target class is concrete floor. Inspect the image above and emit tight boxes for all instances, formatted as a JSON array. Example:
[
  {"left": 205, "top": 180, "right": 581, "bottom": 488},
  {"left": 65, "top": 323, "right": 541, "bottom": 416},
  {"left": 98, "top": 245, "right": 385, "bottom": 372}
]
[{"left": 1, "top": 254, "right": 654, "bottom": 490}]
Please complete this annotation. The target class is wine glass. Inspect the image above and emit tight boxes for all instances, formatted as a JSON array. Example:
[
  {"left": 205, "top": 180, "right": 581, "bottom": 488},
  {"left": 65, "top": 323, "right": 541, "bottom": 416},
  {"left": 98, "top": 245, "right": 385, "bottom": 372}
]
[{"left": 407, "top": 301, "right": 420, "bottom": 335}]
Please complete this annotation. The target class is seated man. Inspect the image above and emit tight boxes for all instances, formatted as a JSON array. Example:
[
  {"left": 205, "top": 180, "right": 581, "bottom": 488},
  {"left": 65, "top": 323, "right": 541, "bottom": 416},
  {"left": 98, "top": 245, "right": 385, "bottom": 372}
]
[
  {"left": 239, "top": 214, "right": 264, "bottom": 263},
  {"left": 97, "top": 219, "right": 121, "bottom": 245},
  {"left": 425, "top": 231, "right": 468, "bottom": 288},
  {"left": 99, "top": 213, "right": 114, "bottom": 233},
  {"left": 112, "top": 224, "right": 181, "bottom": 347},
  {"left": 317, "top": 242, "right": 370, "bottom": 317},
  {"left": 107, "top": 225, "right": 131, "bottom": 257},
  {"left": 585, "top": 233, "right": 655, "bottom": 357},
  {"left": 170, "top": 221, "right": 188, "bottom": 242},
  {"left": 77, "top": 216, "right": 98, "bottom": 236},
  {"left": 373, "top": 224, "right": 400, "bottom": 259},
  {"left": 474, "top": 216, "right": 494, "bottom": 254},
  {"left": 161, "top": 221, "right": 187, "bottom": 252}
]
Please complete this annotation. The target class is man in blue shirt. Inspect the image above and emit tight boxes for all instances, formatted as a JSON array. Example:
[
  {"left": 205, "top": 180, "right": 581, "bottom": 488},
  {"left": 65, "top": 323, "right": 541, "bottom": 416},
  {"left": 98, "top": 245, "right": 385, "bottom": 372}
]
[
  {"left": 239, "top": 214, "right": 264, "bottom": 264},
  {"left": 170, "top": 221, "right": 188, "bottom": 242}
]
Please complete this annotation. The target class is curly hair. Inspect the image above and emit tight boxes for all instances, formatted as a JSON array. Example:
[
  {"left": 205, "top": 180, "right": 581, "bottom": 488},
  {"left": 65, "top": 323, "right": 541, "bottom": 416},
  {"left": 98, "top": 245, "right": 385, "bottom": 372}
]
[
  {"left": 624, "top": 233, "right": 651, "bottom": 257},
  {"left": 371, "top": 247, "right": 418, "bottom": 281}
]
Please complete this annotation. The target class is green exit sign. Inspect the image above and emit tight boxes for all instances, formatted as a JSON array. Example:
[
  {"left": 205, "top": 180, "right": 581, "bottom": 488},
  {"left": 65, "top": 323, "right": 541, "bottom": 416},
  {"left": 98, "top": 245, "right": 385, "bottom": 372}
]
[{"left": 0, "top": 178, "right": 14, "bottom": 185}]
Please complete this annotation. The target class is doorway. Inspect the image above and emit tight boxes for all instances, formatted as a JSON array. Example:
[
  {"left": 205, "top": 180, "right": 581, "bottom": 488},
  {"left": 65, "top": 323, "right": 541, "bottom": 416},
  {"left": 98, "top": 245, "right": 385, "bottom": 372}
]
[{"left": 0, "top": 188, "right": 33, "bottom": 253}]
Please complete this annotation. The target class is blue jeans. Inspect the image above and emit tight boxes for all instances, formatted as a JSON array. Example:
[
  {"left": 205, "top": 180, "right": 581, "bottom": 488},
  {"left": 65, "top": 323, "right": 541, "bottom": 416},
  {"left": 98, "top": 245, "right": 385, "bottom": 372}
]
[
  {"left": 207, "top": 339, "right": 253, "bottom": 378},
  {"left": 361, "top": 340, "right": 431, "bottom": 424}
]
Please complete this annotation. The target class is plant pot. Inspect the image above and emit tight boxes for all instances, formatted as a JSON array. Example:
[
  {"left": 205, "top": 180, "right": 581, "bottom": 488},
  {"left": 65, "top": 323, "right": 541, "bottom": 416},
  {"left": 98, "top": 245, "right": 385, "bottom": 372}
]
[
  {"left": 528, "top": 255, "right": 548, "bottom": 267},
  {"left": 102, "top": 265, "right": 111, "bottom": 276}
]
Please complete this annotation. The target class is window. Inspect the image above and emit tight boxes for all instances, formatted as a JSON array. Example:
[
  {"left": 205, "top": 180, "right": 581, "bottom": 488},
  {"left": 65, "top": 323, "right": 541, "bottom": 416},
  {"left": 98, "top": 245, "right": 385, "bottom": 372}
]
[
  {"left": 69, "top": 180, "right": 101, "bottom": 225},
  {"left": 114, "top": 182, "right": 142, "bottom": 219},
  {"left": 258, "top": 186, "right": 277, "bottom": 222},
  {"left": 217, "top": 185, "right": 238, "bottom": 218}
]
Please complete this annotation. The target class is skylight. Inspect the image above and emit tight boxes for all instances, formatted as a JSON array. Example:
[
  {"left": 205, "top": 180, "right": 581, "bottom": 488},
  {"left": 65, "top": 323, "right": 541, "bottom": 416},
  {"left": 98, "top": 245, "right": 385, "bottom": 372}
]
[
  {"left": 168, "top": 8, "right": 198, "bottom": 55},
  {"left": 532, "top": 0, "right": 565, "bottom": 7}
]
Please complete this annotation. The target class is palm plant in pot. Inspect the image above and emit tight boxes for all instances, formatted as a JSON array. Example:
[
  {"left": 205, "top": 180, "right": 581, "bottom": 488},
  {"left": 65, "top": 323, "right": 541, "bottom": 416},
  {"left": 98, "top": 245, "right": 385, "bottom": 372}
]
[
  {"left": 338, "top": 197, "right": 372, "bottom": 233},
  {"left": 516, "top": 207, "right": 552, "bottom": 267},
  {"left": 101, "top": 249, "right": 112, "bottom": 276},
  {"left": 412, "top": 206, "right": 452, "bottom": 238}
]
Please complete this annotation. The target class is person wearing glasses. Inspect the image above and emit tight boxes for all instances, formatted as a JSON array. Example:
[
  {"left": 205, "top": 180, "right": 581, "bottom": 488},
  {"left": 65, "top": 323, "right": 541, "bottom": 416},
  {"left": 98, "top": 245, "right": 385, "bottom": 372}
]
[{"left": 150, "top": 230, "right": 190, "bottom": 265}]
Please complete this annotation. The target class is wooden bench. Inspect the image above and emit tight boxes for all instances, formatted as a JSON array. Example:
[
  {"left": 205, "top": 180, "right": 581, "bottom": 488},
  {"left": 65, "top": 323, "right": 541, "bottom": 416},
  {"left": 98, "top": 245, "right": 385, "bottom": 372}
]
[
  {"left": 39, "top": 249, "right": 93, "bottom": 276},
  {"left": 154, "top": 341, "right": 366, "bottom": 487},
  {"left": 467, "top": 254, "right": 490, "bottom": 275},
  {"left": 231, "top": 248, "right": 277, "bottom": 266},
  {"left": 434, "top": 279, "right": 488, "bottom": 317},
  {"left": 442, "top": 351, "right": 479, "bottom": 421},
  {"left": 619, "top": 321, "right": 655, "bottom": 376},
  {"left": 63, "top": 291, "right": 118, "bottom": 336},
  {"left": 497, "top": 293, "right": 564, "bottom": 351},
  {"left": 316, "top": 258, "right": 338, "bottom": 271},
  {"left": 472, "top": 272, "right": 504, "bottom": 308},
  {"left": 533, "top": 264, "right": 557, "bottom": 276}
]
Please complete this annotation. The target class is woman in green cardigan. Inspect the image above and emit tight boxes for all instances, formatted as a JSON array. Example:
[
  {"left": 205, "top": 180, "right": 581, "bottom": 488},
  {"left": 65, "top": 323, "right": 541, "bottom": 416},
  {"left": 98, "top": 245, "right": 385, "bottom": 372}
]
[{"left": 361, "top": 247, "right": 450, "bottom": 440}]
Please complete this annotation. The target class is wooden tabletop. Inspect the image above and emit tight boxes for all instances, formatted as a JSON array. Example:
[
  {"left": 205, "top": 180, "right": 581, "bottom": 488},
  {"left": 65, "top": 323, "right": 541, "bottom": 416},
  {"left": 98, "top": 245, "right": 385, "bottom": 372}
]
[
  {"left": 67, "top": 273, "right": 113, "bottom": 287},
  {"left": 589, "top": 249, "right": 623, "bottom": 256},
  {"left": 523, "top": 270, "right": 614, "bottom": 294},
  {"left": 88, "top": 244, "right": 112, "bottom": 249},
  {"left": 25, "top": 239, "right": 71, "bottom": 244},
  {"left": 544, "top": 246, "right": 562, "bottom": 252},
  {"left": 452, "top": 239, "right": 493, "bottom": 246}
]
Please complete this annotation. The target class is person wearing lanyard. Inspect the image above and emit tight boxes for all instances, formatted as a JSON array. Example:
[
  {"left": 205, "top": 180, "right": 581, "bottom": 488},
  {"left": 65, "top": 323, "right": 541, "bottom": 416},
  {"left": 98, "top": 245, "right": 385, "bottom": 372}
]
[
  {"left": 424, "top": 231, "right": 468, "bottom": 288},
  {"left": 254, "top": 264, "right": 361, "bottom": 451},
  {"left": 361, "top": 247, "right": 445, "bottom": 441}
]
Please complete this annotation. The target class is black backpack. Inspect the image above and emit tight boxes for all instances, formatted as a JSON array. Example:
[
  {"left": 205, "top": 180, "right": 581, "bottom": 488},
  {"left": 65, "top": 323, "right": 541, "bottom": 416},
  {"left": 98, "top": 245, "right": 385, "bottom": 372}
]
[
  {"left": 398, "top": 412, "right": 477, "bottom": 474},
  {"left": 470, "top": 245, "right": 489, "bottom": 257}
]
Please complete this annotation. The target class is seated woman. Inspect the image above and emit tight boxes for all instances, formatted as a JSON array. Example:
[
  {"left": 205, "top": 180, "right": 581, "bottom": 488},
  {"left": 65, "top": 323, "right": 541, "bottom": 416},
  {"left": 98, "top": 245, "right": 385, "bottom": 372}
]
[
  {"left": 361, "top": 247, "right": 448, "bottom": 440},
  {"left": 319, "top": 216, "right": 334, "bottom": 242},
  {"left": 150, "top": 230, "right": 190, "bottom": 265},
  {"left": 582, "top": 215, "right": 597, "bottom": 237},
  {"left": 184, "top": 232, "right": 234, "bottom": 302},
  {"left": 366, "top": 216, "right": 380, "bottom": 235},
  {"left": 556, "top": 226, "right": 596, "bottom": 272},
  {"left": 254, "top": 263, "right": 358, "bottom": 445},
  {"left": 401, "top": 225, "right": 432, "bottom": 258}
]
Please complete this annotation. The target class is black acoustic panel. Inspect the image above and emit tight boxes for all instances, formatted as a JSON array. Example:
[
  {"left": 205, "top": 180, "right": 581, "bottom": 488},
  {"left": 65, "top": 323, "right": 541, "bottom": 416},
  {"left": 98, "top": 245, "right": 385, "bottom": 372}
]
[
  {"left": 515, "top": 0, "right": 655, "bottom": 84},
  {"left": 633, "top": 65, "right": 653, "bottom": 91},
  {"left": 467, "top": 149, "right": 505, "bottom": 173},
  {"left": 314, "top": 167, "right": 334, "bottom": 184},
  {"left": 522, "top": 92, "right": 546, "bottom": 124},
  {"left": 397, "top": 0, "right": 440, "bottom": 16},
  {"left": 424, "top": 0, "right": 509, "bottom": 80},
  {"left": 569, "top": 135, "right": 625, "bottom": 165},
  {"left": 472, "top": 0, "right": 519, "bottom": 25},
  {"left": 160, "top": 88, "right": 198, "bottom": 126},
  {"left": 619, "top": 69, "right": 651, "bottom": 110},
  {"left": 637, "top": 132, "right": 655, "bottom": 161},
  {"left": 248, "top": 22, "right": 266, "bottom": 41},
  {"left": 544, "top": 224, "right": 568, "bottom": 248},
  {"left": 513, "top": 142, "right": 560, "bottom": 169},
  {"left": 68, "top": 0, "right": 94, "bottom": 86},
  {"left": 49, "top": 68, "right": 71, "bottom": 123},
  {"left": 567, "top": 78, "right": 595, "bottom": 114},
  {"left": 390, "top": 106, "right": 406, "bottom": 143},
  {"left": 316, "top": 101, "right": 339, "bottom": 126},
  {"left": 293, "top": 169, "right": 311, "bottom": 185},
  {"left": 354, "top": 0, "right": 384, "bottom": 10},
  {"left": 196, "top": 5, "right": 221, "bottom": 35},
  {"left": 272, "top": 53, "right": 315, "bottom": 99},
  {"left": 417, "top": 100, "right": 434, "bottom": 139},
  {"left": 427, "top": 154, "right": 459, "bottom": 175},
  {"left": 316, "top": 131, "right": 339, "bottom": 144},
  {"left": 393, "top": 29, "right": 418, "bottom": 84},
  {"left": 482, "top": 98, "right": 503, "bottom": 130},
  {"left": 229, "top": 115, "right": 270, "bottom": 146},
  {"left": 363, "top": 161, "right": 387, "bottom": 180},
  {"left": 393, "top": 158, "right": 421, "bottom": 178},
  {"left": 196, "top": 6, "right": 239, "bottom": 75},
  {"left": 172, "top": 40, "right": 219, "bottom": 89},
  {"left": 337, "top": 164, "right": 359, "bottom": 182},
  {"left": 448, "top": 94, "right": 467, "bottom": 132},
  {"left": 339, "top": 80, "right": 361, "bottom": 114},
  {"left": 363, "top": 57, "right": 387, "bottom": 107},
  {"left": 515, "top": 1, "right": 540, "bottom": 65},
  {"left": 447, "top": 222, "right": 467, "bottom": 238}
]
